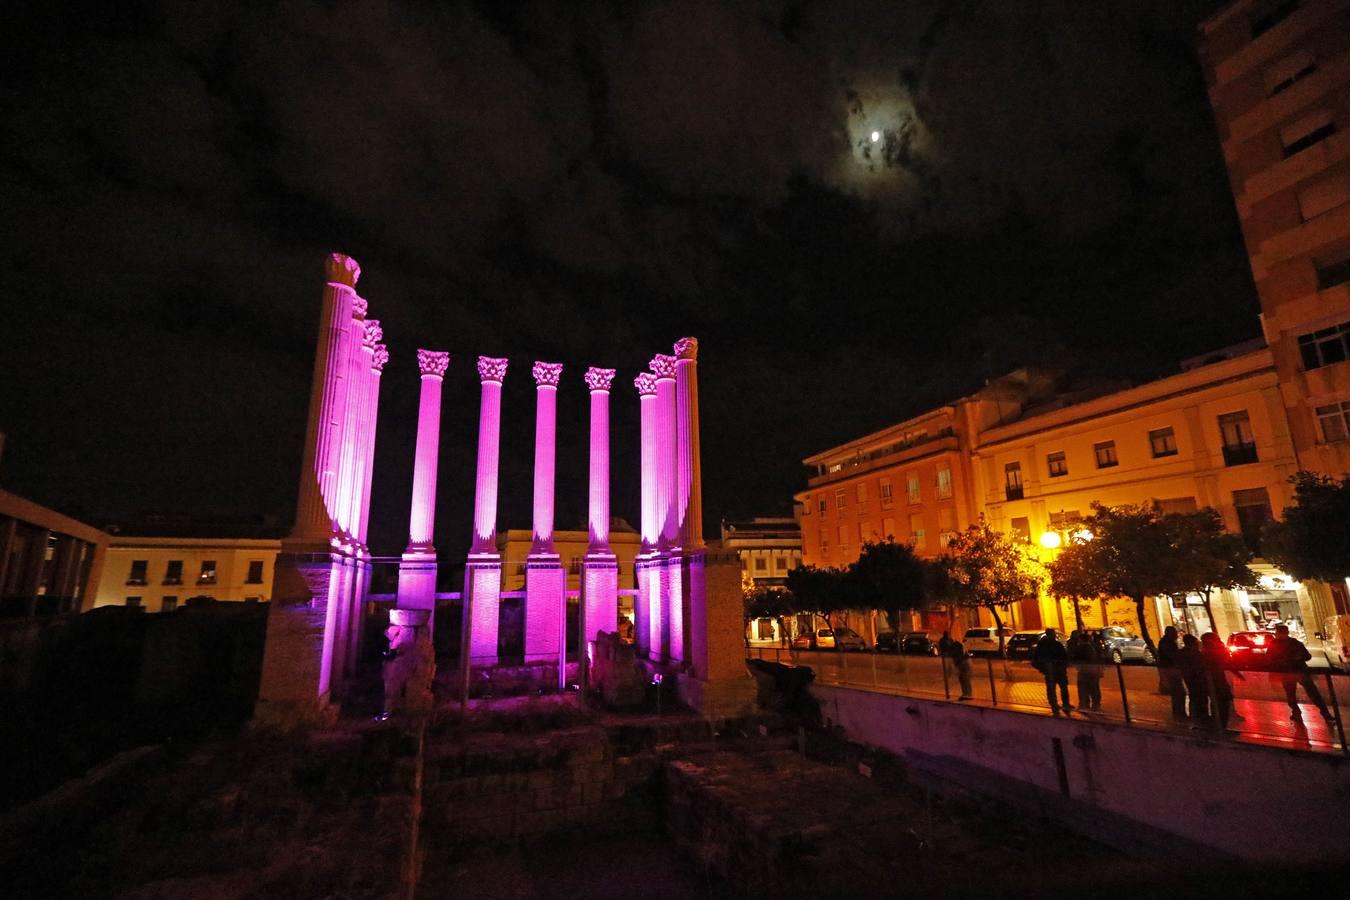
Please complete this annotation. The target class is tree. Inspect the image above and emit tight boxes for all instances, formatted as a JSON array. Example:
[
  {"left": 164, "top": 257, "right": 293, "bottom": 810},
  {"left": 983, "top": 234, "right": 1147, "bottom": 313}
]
[
  {"left": 847, "top": 540, "right": 928, "bottom": 644},
  {"left": 745, "top": 587, "right": 797, "bottom": 646},
  {"left": 1047, "top": 535, "right": 1108, "bottom": 633},
  {"left": 1264, "top": 472, "right": 1350, "bottom": 587},
  {"left": 941, "top": 521, "right": 1044, "bottom": 655},
  {"left": 1071, "top": 503, "right": 1175, "bottom": 652},
  {"left": 1161, "top": 507, "right": 1256, "bottom": 640},
  {"left": 785, "top": 565, "right": 849, "bottom": 628}
]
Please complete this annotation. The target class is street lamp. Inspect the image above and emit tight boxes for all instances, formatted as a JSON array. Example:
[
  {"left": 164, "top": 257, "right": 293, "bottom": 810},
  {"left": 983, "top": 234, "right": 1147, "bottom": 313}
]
[{"left": 1039, "top": 531, "right": 1062, "bottom": 550}]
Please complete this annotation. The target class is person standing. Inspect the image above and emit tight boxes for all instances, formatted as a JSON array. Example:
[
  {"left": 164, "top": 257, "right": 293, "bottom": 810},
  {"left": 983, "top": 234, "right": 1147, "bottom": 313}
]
[
  {"left": 1033, "top": 628, "right": 1072, "bottom": 713},
  {"left": 1156, "top": 626, "right": 1187, "bottom": 723},
  {"left": 948, "top": 637, "right": 973, "bottom": 701},
  {"left": 1069, "top": 629, "right": 1104, "bottom": 711},
  {"left": 938, "top": 630, "right": 953, "bottom": 658},
  {"left": 1268, "top": 623, "right": 1336, "bottom": 723},
  {"left": 1179, "top": 633, "right": 1209, "bottom": 726},
  {"left": 1199, "top": 631, "right": 1242, "bottom": 731}
]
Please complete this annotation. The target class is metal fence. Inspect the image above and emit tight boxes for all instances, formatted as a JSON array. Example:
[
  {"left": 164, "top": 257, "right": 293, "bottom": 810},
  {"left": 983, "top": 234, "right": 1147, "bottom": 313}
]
[{"left": 747, "top": 646, "right": 1349, "bottom": 755}]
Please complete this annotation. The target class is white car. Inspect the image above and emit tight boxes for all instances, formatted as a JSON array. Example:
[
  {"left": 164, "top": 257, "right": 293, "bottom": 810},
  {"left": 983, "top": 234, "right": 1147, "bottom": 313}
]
[
  {"left": 1322, "top": 616, "right": 1350, "bottom": 671},
  {"left": 961, "top": 626, "right": 1015, "bottom": 656}
]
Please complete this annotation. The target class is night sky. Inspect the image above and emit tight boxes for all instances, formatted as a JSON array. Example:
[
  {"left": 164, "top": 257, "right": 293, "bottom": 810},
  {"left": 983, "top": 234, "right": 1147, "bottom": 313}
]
[{"left": 1, "top": 0, "right": 1257, "bottom": 556}]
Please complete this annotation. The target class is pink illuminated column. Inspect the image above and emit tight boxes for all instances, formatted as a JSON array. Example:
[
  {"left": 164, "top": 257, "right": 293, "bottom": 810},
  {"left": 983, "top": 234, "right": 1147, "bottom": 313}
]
[
  {"left": 651, "top": 354, "right": 680, "bottom": 548},
  {"left": 524, "top": 362, "right": 565, "bottom": 665},
  {"left": 293, "top": 253, "right": 361, "bottom": 543},
  {"left": 463, "top": 356, "right": 508, "bottom": 667},
  {"left": 634, "top": 372, "right": 658, "bottom": 657},
  {"left": 398, "top": 349, "right": 450, "bottom": 613},
  {"left": 346, "top": 337, "right": 387, "bottom": 676},
  {"left": 674, "top": 337, "right": 704, "bottom": 550},
  {"left": 581, "top": 367, "right": 618, "bottom": 655}
]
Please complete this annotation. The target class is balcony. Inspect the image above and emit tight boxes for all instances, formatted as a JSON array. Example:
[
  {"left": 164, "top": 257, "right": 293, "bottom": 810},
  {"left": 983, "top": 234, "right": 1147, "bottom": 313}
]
[
  {"left": 1222, "top": 442, "right": 1259, "bottom": 467},
  {"left": 1005, "top": 485, "right": 1024, "bottom": 502}
]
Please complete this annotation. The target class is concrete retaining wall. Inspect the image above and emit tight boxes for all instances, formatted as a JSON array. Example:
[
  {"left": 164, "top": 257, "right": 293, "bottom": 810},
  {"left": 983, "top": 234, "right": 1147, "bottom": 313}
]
[{"left": 812, "top": 683, "right": 1350, "bottom": 862}]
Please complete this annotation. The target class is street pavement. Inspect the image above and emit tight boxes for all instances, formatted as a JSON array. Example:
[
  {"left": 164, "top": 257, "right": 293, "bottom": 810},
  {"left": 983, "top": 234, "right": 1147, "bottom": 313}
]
[{"left": 748, "top": 646, "right": 1348, "bottom": 755}]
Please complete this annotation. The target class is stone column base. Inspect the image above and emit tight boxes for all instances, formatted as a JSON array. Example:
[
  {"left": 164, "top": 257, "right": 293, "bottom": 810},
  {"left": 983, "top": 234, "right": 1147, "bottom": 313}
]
[
  {"left": 524, "top": 554, "right": 564, "bottom": 664},
  {"left": 397, "top": 549, "right": 438, "bottom": 613},
  {"left": 464, "top": 554, "right": 502, "bottom": 667},
  {"left": 581, "top": 552, "right": 619, "bottom": 645},
  {"left": 254, "top": 600, "right": 339, "bottom": 729}
]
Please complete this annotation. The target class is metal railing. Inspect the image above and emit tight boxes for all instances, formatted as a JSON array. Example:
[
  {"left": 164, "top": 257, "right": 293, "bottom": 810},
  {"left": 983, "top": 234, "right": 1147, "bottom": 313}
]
[{"left": 747, "top": 646, "right": 1349, "bottom": 756}]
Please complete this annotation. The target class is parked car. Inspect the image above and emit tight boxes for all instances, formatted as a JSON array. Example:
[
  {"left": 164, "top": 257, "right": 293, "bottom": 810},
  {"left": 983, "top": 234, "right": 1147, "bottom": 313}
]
[
  {"left": 875, "top": 631, "right": 899, "bottom": 653},
  {"left": 962, "top": 626, "right": 1015, "bottom": 656},
  {"left": 793, "top": 627, "right": 868, "bottom": 651},
  {"left": 1095, "top": 626, "right": 1155, "bottom": 664},
  {"left": 1227, "top": 631, "right": 1275, "bottom": 670},
  {"left": 1320, "top": 616, "right": 1349, "bottom": 672},
  {"left": 901, "top": 631, "right": 942, "bottom": 656},
  {"left": 1006, "top": 630, "right": 1048, "bottom": 660}
]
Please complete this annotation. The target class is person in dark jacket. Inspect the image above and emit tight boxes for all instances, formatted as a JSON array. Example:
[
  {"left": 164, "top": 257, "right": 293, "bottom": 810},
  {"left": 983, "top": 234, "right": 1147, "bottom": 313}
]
[
  {"left": 1199, "top": 631, "right": 1242, "bottom": 730},
  {"left": 1033, "top": 628, "right": 1072, "bottom": 713},
  {"left": 947, "top": 638, "right": 973, "bottom": 700},
  {"left": 1268, "top": 624, "right": 1336, "bottom": 723},
  {"left": 1179, "top": 633, "right": 1209, "bottom": 726},
  {"left": 1156, "top": 625, "right": 1187, "bottom": 722},
  {"left": 1068, "top": 630, "right": 1103, "bottom": 711}
]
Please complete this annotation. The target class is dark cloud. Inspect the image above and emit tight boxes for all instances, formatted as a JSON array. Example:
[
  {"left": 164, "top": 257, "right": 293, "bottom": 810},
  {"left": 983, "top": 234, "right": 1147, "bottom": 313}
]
[{"left": 1, "top": 0, "right": 1251, "bottom": 554}]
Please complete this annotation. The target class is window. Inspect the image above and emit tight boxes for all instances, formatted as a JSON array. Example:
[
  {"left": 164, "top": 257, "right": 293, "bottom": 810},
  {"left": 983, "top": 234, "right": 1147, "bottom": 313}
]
[
  {"left": 1281, "top": 109, "right": 1335, "bottom": 159},
  {"left": 1265, "top": 49, "right": 1316, "bottom": 96},
  {"left": 1249, "top": 0, "right": 1298, "bottom": 38},
  {"left": 1048, "top": 509, "right": 1082, "bottom": 529},
  {"left": 834, "top": 489, "right": 846, "bottom": 510},
  {"left": 1218, "top": 411, "right": 1258, "bottom": 466},
  {"left": 753, "top": 557, "right": 767, "bottom": 573},
  {"left": 1093, "top": 440, "right": 1118, "bottom": 469},
  {"left": 935, "top": 467, "right": 953, "bottom": 500},
  {"left": 1010, "top": 516, "right": 1031, "bottom": 543},
  {"left": 817, "top": 497, "right": 827, "bottom": 515},
  {"left": 125, "top": 596, "right": 143, "bottom": 608},
  {"left": 161, "top": 596, "right": 178, "bottom": 613},
  {"left": 198, "top": 560, "right": 218, "bottom": 584},
  {"left": 819, "top": 527, "right": 828, "bottom": 548},
  {"left": 1004, "top": 462, "right": 1023, "bottom": 501},
  {"left": 909, "top": 514, "right": 926, "bottom": 550},
  {"left": 938, "top": 530, "right": 956, "bottom": 548},
  {"left": 127, "top": 560, "right": 148, "bottom": 585},
  {"left": 882, "top": 517, "right": 897, "bottom": 541},
  {"left": 163, "top": 560, "right": 183, "bottom": 585},
  {"left": 907, "top": 473, "right": 921, "bottom": 503},
  {"left": 1298, "top": 171, "right": 1349, "bottom": 221},
  {"left": 246, "top": 560, "right": 264, "bottom": 584},
  {"left": 1233, "top": 488, "right": 1274, "bottom": 553},
  {"left": 1157, "top": 497, "right": 1198, "bottom": 515},
  {"left": 1316, "top": 252, "right": 1350, "bottom": 291},
  {"left": 837, "top": 525, "right": 848, "bottom": 547},
  {"left": 1149, "top": 427, "right": 1178, "bottom": 458},
  {"left": 1301, "top": 322, "right": 1350, "bottom": 370},
  {"left": 1046, "top": 452, "right": 1068, "bottom": 478},
  {"left": 1315, "top": 400, "right": 1350, "bottom": 443},
  {"left": 856, "top": 482, "right": 868, "bottom": 504},
  {"left": 774, "top": 556, "right": 787, "bottom": 572},
  {"left": 879, "top": 477, "right": 893, "bottom": 506}
]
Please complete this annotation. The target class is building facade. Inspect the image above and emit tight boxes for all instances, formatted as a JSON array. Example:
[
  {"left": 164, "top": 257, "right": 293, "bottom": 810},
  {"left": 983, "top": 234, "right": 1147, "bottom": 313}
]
[
  {"left": 1201, "top": 0, "right": 1350, "bottom": 479},
  {"left": 93, "top": 536, "right": 281, "bottom": 613},
  {"left": 718, "top": 517, "right": 802, "bottom": 644},
  {"left": 0, "top": 487, "right": 107, "bottom": 618}
]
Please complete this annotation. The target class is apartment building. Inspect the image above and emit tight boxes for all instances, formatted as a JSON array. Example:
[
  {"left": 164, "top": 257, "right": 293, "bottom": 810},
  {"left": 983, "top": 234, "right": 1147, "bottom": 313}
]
[{"left": 1201, "top": 0, "right": 1350, "bottom": 476}]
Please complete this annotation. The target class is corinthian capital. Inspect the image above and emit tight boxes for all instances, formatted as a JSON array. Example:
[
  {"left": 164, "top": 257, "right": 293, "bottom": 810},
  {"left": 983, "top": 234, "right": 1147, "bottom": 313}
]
[
  {"left": 372, "top": 345, "right": 390, "bottom": 372},
  {"left": 532, "top": 361, "right": 563, "bottom": 388},
  {"left": 325, "top": 252, "right": 361, "bottom": 287},
  {"left": 477, "top": 356, "right": 509, "bottom": 384},
  {"left": 649, "top": 354, "right": 677, "bottom": 379},
  {"left": 351, "top": 295, "right": 368, "bottom": 318},
  {"left": 674, "top": 337, "right": 699, "bottom": 361},
  {"left": 584, "top": 367, "right": 616, "bottom": 392},
  {"left": 417, "top": 349, "right": 451, "bottom": 378},
  {"left": 363, "top": 319, "right": 383, "bottom": 349},
  {"left": 634, "top": 372, "right": 658, "bottom": 396}
]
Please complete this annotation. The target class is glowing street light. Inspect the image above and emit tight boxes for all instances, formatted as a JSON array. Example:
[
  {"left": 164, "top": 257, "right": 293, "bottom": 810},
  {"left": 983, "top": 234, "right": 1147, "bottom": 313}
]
[
  {"left": 1039, "top": 531, "right": 1062, "bottom": 550},
  {"left": 870, "top": 130, "right": 881, "bottom": 143}
]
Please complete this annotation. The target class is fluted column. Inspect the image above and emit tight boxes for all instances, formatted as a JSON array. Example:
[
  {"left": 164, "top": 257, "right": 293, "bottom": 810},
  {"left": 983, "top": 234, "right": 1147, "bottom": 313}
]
[
  {"left": 346, "top": 338, "right": 387, "bottom": 677},
  {"left": 634, "top": 373, "right": 658, "bottom": 658},
  {"left": 525, "top": 362, "right": 565, "bottom": 665},
  {"left": 293, "top": 252, "right": 361, "bottom": 544},
  {"left": 652, "top": 354, "right": 680, "bottom": 548},
  {"left": 674, "top": 337, "right": 704, "bottom": 550},
  {"left": 463, "top": 356, "right": 508, "bottom": 667},
  {"left": 581, "top": 368, "right": 618, "bottom": 664},
  {"left": 398, "top": 349, "right": 450, "bottom": 614}
]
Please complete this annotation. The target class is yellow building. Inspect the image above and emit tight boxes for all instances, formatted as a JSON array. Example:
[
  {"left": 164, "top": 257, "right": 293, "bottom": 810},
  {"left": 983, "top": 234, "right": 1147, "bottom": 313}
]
[
  {"left": 93, "top": 536, "right": 281, "bottom": 613},
  {"left": 974, "top": 346, "right": 1336, "bottom": 639},
  {"left": 0, "top": 486, "right": 107, "bottom": 617}
]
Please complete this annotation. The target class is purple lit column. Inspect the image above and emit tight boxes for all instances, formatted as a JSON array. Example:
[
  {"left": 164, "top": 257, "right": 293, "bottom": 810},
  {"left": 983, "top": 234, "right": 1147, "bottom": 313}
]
[
  {"left": 398, "top": 349, "right": 450, "bottom": 613},
  {"left": 581, "top": 368, "right": 619, "bottom": 658},
  {"left": 346, "top": 337, "right": 387, "bottom": 676},
  {"left": 634, "top": 372, "right": 658, "bottom": 658},
  {"left": 463, "top": 356, "right": 508, "bottom": 667},
  {"left": 651, "top": 353, "right": 680, "bottom": 662},
  {"left": 524, "top": 362, "right": 565, "bottom": 665},
  {"left": 674, "top": 338, "right": 704, "bottom": 550}
]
